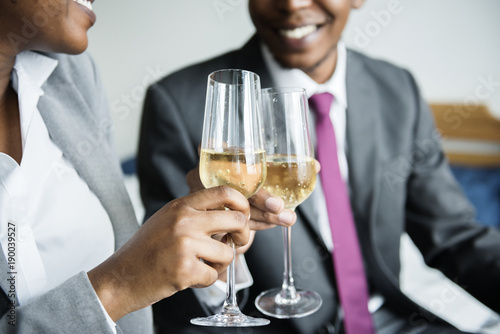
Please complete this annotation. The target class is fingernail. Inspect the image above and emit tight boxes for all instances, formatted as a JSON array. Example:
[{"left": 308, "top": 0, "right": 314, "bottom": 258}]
[
  {"left": 265, "top": 197, "right": 283, "bottom": 213},
  {"left": 279, "top": 210, "right": 295, "bottom": 225}
]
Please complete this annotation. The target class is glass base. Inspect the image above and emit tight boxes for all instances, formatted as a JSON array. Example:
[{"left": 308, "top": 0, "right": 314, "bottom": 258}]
[
  {"left": 190, "top": 310, "right": 270, "bottom": 327},
  {"left": 255, "top": 288, "right": 323, "bottom": 319}
]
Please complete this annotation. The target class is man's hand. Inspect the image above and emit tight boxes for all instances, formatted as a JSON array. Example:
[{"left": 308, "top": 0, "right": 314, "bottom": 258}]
[
  {"left": 187, "top": 166, "right": 297, "bottom": 231},
  {"left": 87, "top": 186, "right": 250, "bottom": 322}
]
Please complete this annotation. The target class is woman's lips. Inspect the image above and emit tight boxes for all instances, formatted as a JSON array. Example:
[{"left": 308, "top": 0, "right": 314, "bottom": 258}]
[
  {"left": 73, "top": 0, "right": 96, "bottom": 25},
  {"left": 73, "top": 0, "right": 93, "bottom": 11}
]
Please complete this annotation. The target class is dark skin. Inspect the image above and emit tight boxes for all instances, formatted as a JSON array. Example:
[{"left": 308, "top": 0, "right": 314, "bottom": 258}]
[
  {"left": 0, "top": 79, "right": 21, "bottom": 164},
  {"left": 248, "top": 0, "right": 365, "bottom": 83},
  {"left": 0, "top": 0, "right": 295, "bottom": 322},
  {"left": 0, "top": 0, "right": 94, "bottom": 163}
]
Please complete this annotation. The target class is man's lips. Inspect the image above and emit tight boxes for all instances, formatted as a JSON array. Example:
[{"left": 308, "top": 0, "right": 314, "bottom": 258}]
[
  {"left": 278, "top": 24, "right": 319, "bottom": 39},
  {"left": 267, "top": 23, "right": 324, "bottom": 50}
]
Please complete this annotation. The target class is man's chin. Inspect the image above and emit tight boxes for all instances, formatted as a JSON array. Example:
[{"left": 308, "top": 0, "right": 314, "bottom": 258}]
[{"left": 272, "top": 52, "right": 319, "bottom": 71}]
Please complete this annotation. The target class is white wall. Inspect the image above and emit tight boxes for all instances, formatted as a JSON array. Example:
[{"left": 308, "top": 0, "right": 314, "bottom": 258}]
[
  {"left": 87, "top": 0, "right": 255, "bottom": 160},
  {"left": 87, "top": 0, "right": 500, "bottom": 160},
  {"left": 343, "top": 0, "right": 500, "bottom": 116}
]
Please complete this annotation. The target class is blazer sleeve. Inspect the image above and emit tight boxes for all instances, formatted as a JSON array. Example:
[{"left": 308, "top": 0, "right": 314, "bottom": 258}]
[
  {"left": 0, "top": 272, "right": 115, "bottom": 334},
  {"left": 0, "top": 53, "right": 152, "bottom": 334},
  {"left": 402, "top": 71, "right": 500, "bottom": 314}
]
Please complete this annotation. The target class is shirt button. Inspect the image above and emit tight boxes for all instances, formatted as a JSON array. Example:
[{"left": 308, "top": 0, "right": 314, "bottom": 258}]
[{"left": 19, "top": 227, "right": 30, "bottom": 242}]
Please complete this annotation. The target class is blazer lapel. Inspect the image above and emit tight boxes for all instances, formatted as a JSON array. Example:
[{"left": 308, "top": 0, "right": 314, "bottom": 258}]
[
  {"left": 38, "top": 75, "right": 137, "bottom": 251},
  {"left": 0, "top": 253, "right": 12, "bottom": 309},
  {"left": 345, "top": 50, "right": 380, "bottom": 245},
  {"left": 237, "top": 35, "right": 275, "bottom": 90}
]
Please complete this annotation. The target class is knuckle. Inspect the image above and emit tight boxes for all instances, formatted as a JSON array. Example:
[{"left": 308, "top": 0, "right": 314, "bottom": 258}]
[
  {"left": 175, "top": 235, "right": 193, "bottom": 251},
  {"left": 261, "top": 211, "right": 279, "bottom": 224},
  {"left": 171, "top": 259, "right": 194, "bottom": 291},
  {"left": 205, "top": 268, "right": 218, "bottom": 286},
  {"left": 217, "top": 185, "right": 234, "bottom": 199},
  {"left": 234, "top": 210, "right": 249, "bottom": 226}
]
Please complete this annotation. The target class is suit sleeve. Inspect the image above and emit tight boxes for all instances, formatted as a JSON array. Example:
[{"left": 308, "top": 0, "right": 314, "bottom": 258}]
[
  {"left": 0, "top": 272, "right": 115, "bottom": 334},
  {"left": 403, "top": 71, "right": 500, "bottom": 314}
]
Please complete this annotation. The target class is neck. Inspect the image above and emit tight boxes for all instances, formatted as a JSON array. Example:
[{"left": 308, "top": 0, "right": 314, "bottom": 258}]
[
  {"left": 0, "top": 52, "right": 16, "bottom": 105},
  {"left": 0, "top": 50, "right": 22, "bottom": 164},
  {"left": 303, "top": 45, "right": 338, "bottom": 84}
]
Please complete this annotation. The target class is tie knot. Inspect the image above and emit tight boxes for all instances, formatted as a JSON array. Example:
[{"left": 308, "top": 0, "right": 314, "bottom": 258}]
[{"left": 309, "top": 93, "right": 334, "bottom": 119}]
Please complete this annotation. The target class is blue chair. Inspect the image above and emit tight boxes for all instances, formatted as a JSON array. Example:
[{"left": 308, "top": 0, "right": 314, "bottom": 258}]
[
  {"left": 451, "top": 166, "right": 500, "bottom": 228},
  {"left": 431, "top": 103, "right": 500, "bottom": 229}
]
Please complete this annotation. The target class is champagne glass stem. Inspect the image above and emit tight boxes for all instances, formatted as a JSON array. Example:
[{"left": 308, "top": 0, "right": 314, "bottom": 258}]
[
  {"left": 278, "top": 225, "right": 299, "bottom": 304},
  {"left": 221, "top": 236, "right": 239, "bottom": 314},
  {"left": 255, "top": 87, "right": 322, "bottom": 319}
]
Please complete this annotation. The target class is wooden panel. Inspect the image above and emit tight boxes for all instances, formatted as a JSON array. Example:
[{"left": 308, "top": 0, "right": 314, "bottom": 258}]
[
  {"left": 429, "top": 104, "right": 500, "bottom": 166},
  {"left": 430, "top": 104, "right": 500, "bottom": 142}
]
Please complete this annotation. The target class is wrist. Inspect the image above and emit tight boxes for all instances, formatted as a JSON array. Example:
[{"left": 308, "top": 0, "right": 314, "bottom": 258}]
[{"left": 88, "top": 260, "right": 132, "bottom": 322}]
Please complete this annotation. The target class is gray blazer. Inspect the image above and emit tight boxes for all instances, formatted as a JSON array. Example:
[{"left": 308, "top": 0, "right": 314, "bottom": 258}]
[
  {"left": 0, "top": 52, "right": 153, "bottom": 334},
  {"left": 138, "top": 36, "right": 500, "bottom": 333}
]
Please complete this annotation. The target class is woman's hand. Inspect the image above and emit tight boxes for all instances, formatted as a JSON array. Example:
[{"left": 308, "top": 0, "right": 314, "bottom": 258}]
[{"left": 88, "top": 186, "right": 250, "bottom": 321}]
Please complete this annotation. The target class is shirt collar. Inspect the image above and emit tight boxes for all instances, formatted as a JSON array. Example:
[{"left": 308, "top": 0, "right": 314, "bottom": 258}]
[
  {"left": 10, "top": 51, "right": 58, "bottom": 149},
  {"left": 11, "top": 51, "right": 58, "bottom": 92},
  {"left": 260, "top": 40, "right": 348, "bottom": 109}
]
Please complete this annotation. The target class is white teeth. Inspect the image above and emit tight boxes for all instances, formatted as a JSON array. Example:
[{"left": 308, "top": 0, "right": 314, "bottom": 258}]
[
  {"left": 279, "top": 25, "right": 317, "bottom": 39},
  {"left": 73, "top": 0, "right": 93, "bottom": 11}
]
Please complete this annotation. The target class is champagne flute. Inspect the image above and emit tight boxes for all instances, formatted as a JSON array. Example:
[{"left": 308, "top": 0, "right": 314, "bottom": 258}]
[
  {"left": 255, "top": 87, "right": 323, "bottom": 318},
  {"left": 191, "top": 69, "right": 270, "bottom": 327}
]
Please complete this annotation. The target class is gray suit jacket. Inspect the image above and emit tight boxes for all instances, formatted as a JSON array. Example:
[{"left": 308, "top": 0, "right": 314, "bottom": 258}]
[
  {"left": 0, "top": 52, "right": 153, "bottom": 334},
  {"left": 138, "top": 36, "right": 500, "bottom": 333}
]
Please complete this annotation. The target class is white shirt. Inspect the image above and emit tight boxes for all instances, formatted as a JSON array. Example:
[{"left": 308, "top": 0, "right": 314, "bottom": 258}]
[
  {"left": 261, "top": 41, "right": 384, "bottom": 313},
  {"left": 0, "top": 51, "right": 115, "bottom": 327}
]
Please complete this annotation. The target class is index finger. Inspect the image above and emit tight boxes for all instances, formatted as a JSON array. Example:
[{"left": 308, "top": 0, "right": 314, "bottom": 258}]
[{"left": 184, "top": 186, "right": 250, "bottom": 219}]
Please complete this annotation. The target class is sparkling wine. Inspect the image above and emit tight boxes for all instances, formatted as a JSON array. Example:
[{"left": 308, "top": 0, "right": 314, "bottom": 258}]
[
  {"left": 199, "top": 148, "right": 266, "bottom": 198},
  {"left": 263, "top": 154, "right": 316, "bottom": 209}
]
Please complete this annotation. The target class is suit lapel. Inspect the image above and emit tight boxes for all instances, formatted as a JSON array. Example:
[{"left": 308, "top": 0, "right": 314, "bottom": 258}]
[
  {"left": 345, "top": 50, "right": 380, "bottom": 246},
  {"left": 237, "top": 35, "right": 275, "bottom": 90},
  {"left": 37, "top": 73, "right": 137, "bottom": 251}
]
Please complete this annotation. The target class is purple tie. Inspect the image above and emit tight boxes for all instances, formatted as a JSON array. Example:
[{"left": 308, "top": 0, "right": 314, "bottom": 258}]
[{"left": 309, "top": 93, "right": 375, "bottom": 334}]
